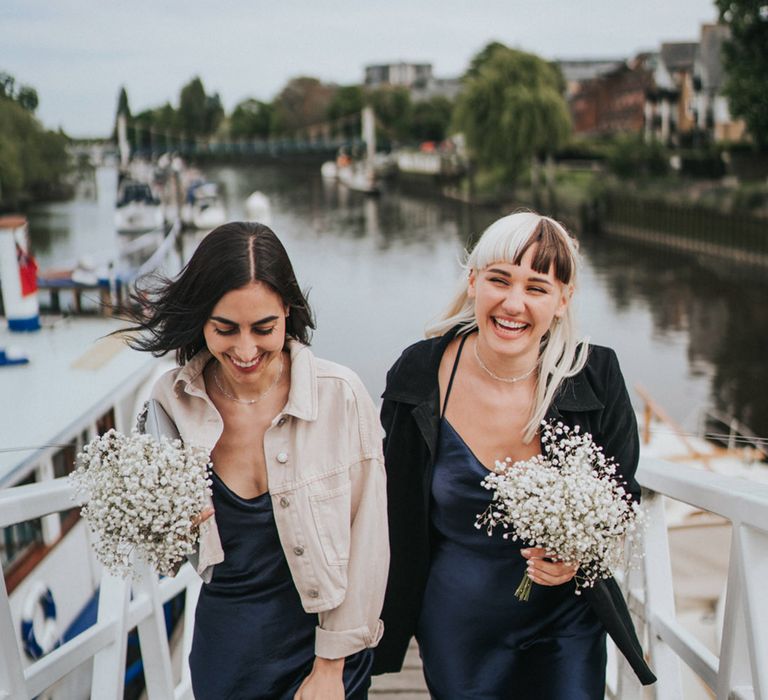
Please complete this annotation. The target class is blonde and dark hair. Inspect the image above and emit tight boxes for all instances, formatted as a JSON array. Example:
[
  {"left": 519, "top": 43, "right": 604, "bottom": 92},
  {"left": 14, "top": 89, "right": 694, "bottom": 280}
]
[{"left": 427, "top": 211, "right": 589, "bottom": 441}]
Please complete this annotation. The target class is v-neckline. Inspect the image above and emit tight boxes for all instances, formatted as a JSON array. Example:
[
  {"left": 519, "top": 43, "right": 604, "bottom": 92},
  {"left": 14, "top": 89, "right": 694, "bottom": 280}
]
[{"left": 441, "top": 417, "right": 500, "bottom": 475}]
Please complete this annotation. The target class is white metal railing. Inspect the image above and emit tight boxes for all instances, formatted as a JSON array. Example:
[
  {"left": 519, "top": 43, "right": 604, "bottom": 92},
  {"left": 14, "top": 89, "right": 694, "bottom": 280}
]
[
  {"left": 608, "top": 457, "right": 768, "bottom": 700},
  {"left": 2, "top": 457, "right": 767, "bottom": 699},
  {"left": 0, "top": 477, "right": 201, "bottom": 700}
]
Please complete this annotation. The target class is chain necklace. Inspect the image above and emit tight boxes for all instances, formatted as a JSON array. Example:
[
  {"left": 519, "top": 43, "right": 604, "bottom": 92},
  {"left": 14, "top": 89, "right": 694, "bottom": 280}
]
[
  {"left": 473, "top": 339, "right": 537, "bottom": 384},
  {"left": 213, "top": 355, "right": 284, "bottom": 405}
]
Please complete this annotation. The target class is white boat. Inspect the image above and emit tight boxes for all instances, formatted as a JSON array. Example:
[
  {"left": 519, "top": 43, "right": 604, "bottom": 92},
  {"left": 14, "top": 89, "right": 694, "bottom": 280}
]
[
  {"left": 181, "top": 181, "right": 227, "bottom": 230},
  {"left": 244, "top": 191, "right": 272, "bottom": 225},
  {"left": 114, "top": 180, "right": 164, "bottom": 235},
  {"left": 0, "top": 315, "right": 173, "bottom": 698}
]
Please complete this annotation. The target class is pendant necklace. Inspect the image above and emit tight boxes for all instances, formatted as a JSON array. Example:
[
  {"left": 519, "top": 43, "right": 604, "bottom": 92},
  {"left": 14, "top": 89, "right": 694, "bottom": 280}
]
[
  {"left": 473, "top": 339, "right": 537, "bottom": 384},
  {"left": 213, "top": 356, "right": 284, "bottom": 405}
]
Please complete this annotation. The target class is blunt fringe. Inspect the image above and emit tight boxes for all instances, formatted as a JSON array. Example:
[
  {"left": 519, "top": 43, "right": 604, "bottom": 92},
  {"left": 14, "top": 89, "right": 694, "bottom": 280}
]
[
  {"left": 121, "top": 221, "right": 315, "bottom": 365},
  {"left": 426, "top": 211, "right": 589, "bottom": 442}
]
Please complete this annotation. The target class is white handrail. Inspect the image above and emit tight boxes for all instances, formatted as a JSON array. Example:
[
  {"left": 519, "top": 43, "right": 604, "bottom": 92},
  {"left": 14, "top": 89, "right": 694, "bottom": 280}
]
[{"left": 2, "top": 458, "right": 767, "bottom": 699}]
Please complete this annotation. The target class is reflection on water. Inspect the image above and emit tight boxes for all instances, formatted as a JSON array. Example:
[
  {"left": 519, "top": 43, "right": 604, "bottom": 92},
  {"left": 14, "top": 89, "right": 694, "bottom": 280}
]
[{"left": 24, "top": 163, "right": 768, "bottom": 440}]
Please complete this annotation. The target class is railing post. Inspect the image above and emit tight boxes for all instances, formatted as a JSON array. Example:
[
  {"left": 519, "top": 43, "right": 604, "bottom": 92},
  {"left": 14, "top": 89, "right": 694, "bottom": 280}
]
[
  {"left": 132, "top": 560, "right": 175, "bottom": 699},
  {"left": 642, "top": 489, "right": 685, "bottom": 699},
  {"left": 717, "top": 524, "right": 767, "bottom": 700},
  {"left": 90, "top": 572, "right": 130, "bottom": 699},
  {"left": 177, "top": 570, "right": 201, "bottom": 699},
  {"left": 739, "top": 526, "right": 768, "bottom": 699},
  {"left": 0, "top": 571, "right": 27, "bottom": 700}
]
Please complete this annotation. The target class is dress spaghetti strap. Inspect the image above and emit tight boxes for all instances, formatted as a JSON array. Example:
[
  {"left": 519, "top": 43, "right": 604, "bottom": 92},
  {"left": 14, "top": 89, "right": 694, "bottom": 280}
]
[{"left": 441, "top": 333, "right": 470, "bottom": 418}]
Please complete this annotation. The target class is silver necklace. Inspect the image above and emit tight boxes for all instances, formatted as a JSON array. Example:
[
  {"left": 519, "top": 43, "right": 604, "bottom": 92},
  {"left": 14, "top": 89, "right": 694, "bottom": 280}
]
[
  {"left": 473, "top": 339, "right": 537, "bottom": 384},
  {"left": 213, "top": 356, "right": 284, "bottom": 405}
]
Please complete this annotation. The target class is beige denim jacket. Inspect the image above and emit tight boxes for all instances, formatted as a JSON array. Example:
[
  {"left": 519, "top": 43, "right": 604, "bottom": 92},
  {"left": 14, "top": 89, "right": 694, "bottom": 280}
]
[{"left": 149, "top": 341, "right": 388, "bottom": 659}]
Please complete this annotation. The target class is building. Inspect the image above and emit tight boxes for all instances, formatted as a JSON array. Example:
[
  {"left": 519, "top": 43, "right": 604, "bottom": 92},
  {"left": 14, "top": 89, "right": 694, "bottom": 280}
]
[
  {"left": 693, "top": 24, "right": 747, "bottom": 142},
  {"left": 363, "top": 62, "right": 462, "bottom": 102},
  {"left": 569, "top": 56, "right": 654, "bottom": 136}
]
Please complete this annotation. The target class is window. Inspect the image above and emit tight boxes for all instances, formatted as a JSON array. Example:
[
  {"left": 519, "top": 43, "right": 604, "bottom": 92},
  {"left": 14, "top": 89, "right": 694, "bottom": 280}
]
[{"left": 1, "top": 475, "right": 44, "bottom": 576}]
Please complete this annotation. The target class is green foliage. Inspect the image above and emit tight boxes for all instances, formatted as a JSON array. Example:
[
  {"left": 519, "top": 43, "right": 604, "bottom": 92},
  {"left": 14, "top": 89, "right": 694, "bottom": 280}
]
[
  {"left": 230, "top": 99, "right": 274, "bottom": 139},
  {"left": 409, "top": 96, "right": 453, "bottom": 143},
  {"left": 0, "top": 88, "right": 70, "bottom": 206},
  {"left": 271, "top": 77, "right": 336, "bottom": 134},
  {"left": 716, "top": 1, "right": 768, "bottom": 149},
  {"left": 327, "top": 85, "right": 364, "bottom": 121},
  {"left": 366, "top": 86, "right": 412, "bottom": 143},
  {"left": 453, "top": 44, "right": 571, "bottom": 183},
  {"left": 606, "top": 134, "right": 669, "bottom": 178},
  {"left": 178, "top": 77, "right": 223, "bottom": 136}
]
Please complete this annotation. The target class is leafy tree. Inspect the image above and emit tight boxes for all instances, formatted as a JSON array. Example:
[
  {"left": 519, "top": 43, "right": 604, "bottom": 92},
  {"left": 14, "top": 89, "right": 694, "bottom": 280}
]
[
  {"left": 327, "top": 85, "right": 364, "bottom": 121},
  {"left": 176, "top": 76, "right": 223, "bottom": 137},
  {"left": 409, "top": 96, "right": 453, "bottom": 143},
  {"left": 366, "top": 85, "right": 412, "bottom": 143},
  {"left": 453, "top": 44, "right": 571, "bottom": 185},
  {"left": 178, "top": 76, "right": 208, "bottom": 135},
  {"left": 16, "top": 86, "right": 38, "bottom": 113},
  {"left": 0, "top": 87, "right": 70, "bottom": 206},
  {"left": 715, "top": 1, "right": 768, "bottom": 149},
  {"left": 271, "top": 77, "right": 336, "bottom": 134},
  {"left": 230, "top": 98, "right": 273, "bottom": 139}
]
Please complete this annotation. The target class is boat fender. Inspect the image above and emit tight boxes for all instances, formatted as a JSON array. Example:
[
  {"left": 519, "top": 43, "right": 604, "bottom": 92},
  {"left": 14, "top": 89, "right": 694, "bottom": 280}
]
[{"left": 21, "top": 581, "right": 60, "bottom": 659}]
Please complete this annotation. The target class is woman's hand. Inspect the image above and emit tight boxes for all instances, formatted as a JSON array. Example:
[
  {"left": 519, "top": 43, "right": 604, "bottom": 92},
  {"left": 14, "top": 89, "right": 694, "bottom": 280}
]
[
  {"left": 192, "top": 507, "right": 214, "bottom": 530},
  {"left": 294, "top": 657, "right": 345, "bottom": 700},
  {"left": 521, "top": 548, "right": 578, "bottom": 586}
]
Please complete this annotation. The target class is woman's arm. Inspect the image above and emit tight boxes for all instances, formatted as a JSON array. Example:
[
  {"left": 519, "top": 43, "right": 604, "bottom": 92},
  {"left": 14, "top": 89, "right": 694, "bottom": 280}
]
[{"left": 599, "top": 349, "right": 641, "bottom": 502}]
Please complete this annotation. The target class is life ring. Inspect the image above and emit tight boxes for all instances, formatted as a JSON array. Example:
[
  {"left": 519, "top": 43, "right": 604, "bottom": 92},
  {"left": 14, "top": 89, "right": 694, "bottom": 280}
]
[{"left": 20, "top": 581, "right": 59, "bottom": 660}]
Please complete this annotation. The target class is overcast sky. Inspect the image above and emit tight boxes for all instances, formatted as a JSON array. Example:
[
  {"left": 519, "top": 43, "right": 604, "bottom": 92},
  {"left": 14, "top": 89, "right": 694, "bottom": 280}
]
[{"left": 3, "top": 0, "right": 719, "bottom": 138}]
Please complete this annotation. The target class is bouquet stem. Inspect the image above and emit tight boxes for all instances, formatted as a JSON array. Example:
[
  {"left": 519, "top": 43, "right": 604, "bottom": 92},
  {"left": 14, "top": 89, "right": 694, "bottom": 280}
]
[{"left": 515, "top": 572, "right": 533, "bottom": 602}]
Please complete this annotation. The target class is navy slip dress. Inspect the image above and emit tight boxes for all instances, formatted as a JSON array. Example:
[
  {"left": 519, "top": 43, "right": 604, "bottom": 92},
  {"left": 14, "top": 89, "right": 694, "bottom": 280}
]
[
  {"left": 415, "top": 335, "right": 606, "bottom": 700},
  {"left": 189, "top": 470, "right": 372, "bottom": 700}
]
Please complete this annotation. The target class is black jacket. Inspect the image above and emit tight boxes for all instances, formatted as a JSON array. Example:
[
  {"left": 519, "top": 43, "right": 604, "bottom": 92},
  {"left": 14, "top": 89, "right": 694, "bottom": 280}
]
[{"left": 372, "top": 329, "right": 656, "bottom": 685}]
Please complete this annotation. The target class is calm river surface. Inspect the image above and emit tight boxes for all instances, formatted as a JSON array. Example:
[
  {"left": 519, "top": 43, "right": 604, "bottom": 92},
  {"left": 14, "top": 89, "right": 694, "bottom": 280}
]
[{"left": 27, "top": 162, "right": 768, "bottom": 442}]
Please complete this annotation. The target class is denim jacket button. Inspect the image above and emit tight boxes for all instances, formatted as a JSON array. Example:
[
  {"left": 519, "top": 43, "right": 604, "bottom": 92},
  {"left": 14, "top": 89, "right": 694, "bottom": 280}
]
[
  {"left": 279, "top": 496, "right": 290, "bottom": 508},
  {"left": 308, "top": 589, "right": 319, "bottom": 598},
  {"left": 293, "top": 545, "right": 305, "bottom": 556},
  {"left": 276, "top": 452, "right": 288, "bottom": 464}
]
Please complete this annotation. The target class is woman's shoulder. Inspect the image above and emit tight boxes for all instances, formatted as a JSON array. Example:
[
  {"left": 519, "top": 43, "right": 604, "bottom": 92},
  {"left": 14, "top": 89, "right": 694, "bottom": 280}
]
[{"left": 569, "top": 343, "right": 626, "bottom": 399}]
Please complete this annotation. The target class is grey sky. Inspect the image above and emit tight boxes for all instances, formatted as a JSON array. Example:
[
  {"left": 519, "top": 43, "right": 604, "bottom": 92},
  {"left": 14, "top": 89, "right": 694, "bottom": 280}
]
[{"left": 3, "top": 0, "right": 719, "bottom": 138}]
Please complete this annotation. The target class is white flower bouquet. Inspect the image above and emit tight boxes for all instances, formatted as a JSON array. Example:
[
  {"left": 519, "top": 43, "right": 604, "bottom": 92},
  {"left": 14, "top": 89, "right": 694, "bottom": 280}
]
[
  {"left": 475, "top": 421, "right": 642, "bottom": 601},
  {"left": 70, "top": 429, "right": 212, "bottom": 578}
]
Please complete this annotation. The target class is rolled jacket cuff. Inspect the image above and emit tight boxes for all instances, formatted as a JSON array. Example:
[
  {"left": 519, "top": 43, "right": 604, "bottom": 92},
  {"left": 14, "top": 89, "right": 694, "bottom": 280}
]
[{"left": 314, "top": 619, "right": 384, "bottom": 660}]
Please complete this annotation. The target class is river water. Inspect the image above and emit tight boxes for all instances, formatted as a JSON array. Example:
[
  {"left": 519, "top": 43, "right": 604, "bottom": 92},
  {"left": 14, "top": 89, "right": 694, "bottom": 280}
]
[{"left": 26, "top": 162, "right": 768, "bottom": 443}]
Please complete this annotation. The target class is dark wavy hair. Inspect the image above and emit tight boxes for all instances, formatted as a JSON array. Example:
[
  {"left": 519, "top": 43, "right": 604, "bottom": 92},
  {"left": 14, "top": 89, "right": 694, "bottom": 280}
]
[{"left": 123, "top": 222, "right": 315, "bottom": 364}]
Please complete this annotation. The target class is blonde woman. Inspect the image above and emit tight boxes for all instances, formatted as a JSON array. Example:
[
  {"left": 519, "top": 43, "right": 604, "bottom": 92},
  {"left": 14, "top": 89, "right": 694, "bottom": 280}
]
[{"left": 373, "top": 212, "right": 655, "bottom": 698}]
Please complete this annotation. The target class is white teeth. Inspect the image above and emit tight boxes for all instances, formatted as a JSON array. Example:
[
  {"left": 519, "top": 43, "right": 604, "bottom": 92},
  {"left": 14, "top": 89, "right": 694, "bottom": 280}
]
[
  {"left": 231, "top": 356, "right": 260, "bottom": 368},
  {"left": 494, "top": 318, "right": 526, "bottom": 330}
]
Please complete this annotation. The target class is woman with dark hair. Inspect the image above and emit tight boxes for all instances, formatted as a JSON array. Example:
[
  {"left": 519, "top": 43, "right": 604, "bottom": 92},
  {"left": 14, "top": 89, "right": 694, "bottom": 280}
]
[
  {"left": 126, "top": 222, "right": 388, "bottom": 699},
  {"left": 373, "top": 212, "right": 655, "bottom": 698}
]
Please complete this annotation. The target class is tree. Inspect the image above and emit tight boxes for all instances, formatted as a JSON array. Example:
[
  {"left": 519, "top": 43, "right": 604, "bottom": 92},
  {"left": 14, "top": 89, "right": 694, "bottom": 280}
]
[
  {"left": 453, "top": 44, "right": 571, "bottom": 185},
  {"left": 409, "top": 96, "right": 453, "bottom": 143},
  {"left": 177, "top": 76, "right": 222, "bottom": 137},
  {"left": 271, "top": 77, "right": 336, "bottom": 135},
  {"left": 715, "top": 1, "right": 768, "bottom": 149},
  {"left": 16, "top": 86, "right": 38, "bottom": 113},
  {"left": 230, "top": 98, "right": 274, "bottom": 139},
  {"left": 366, "top": 86, "right": 412, "bottom": 144},
  {"left": 327, "top": 85, "right": 364, "bottom": 121},
  {"left": 178, "top": 76, "right": 208, "bottom": 136}
]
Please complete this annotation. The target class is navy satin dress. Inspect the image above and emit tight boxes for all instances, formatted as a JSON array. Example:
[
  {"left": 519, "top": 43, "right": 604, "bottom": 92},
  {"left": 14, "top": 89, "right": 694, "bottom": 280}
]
[
  {"left": 189, "top": 471, "right": 373, "bottom": 700},
  {"left": 416, "top": 419, "right": 606, "bottom": 700}
]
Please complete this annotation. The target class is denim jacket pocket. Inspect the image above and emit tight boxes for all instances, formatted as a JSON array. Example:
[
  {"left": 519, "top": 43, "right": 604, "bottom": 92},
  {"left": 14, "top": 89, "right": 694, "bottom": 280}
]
[{"left": 309, "top": 482, "right": 352, "bottom": 567}]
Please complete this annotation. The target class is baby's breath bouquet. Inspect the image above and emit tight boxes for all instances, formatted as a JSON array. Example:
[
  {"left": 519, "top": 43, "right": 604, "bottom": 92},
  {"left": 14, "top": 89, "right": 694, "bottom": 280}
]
[
  {"left": 475, "top": 421, "right": 642, "bottom": 601},
  {"left": 70, "top": 429, "right": 212, "bottom": 578}
]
